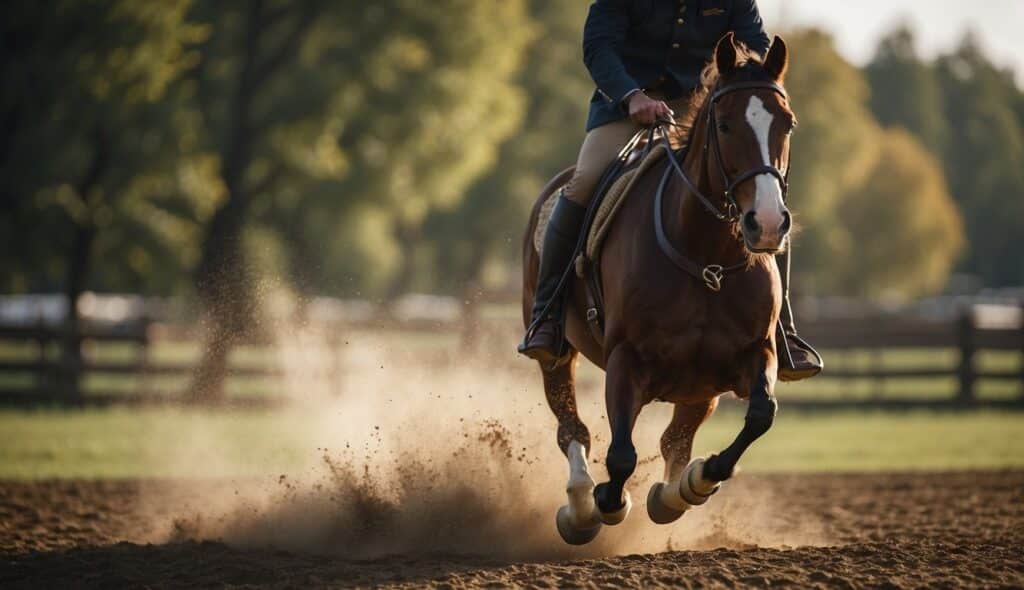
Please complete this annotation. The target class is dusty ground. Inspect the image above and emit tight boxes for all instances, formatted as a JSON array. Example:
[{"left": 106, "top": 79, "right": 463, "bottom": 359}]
[{"left": 1, "top": 471, "right": 1022, "bottom": 589}]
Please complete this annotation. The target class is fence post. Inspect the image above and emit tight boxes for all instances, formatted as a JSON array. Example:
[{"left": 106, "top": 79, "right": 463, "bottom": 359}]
[
  {"left": 956, "top": 307, "right": 976, "bottom": 406},
  {"left": 1019, "top": 301, "right": 1024, "bottom": 403},
  {"left": 329, "top": 326, "right": 342, "bottom": 397},
  {"left": 34, "top": 313, "right": 50, "bottom": 397},
  {"left": 137, "top": 314, "right": 152, "bottom": 400}
]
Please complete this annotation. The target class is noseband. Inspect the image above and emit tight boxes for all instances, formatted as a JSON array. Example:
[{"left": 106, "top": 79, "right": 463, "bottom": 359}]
[{"left": 654, "top": 80, "right": 791, "bottom": 290}]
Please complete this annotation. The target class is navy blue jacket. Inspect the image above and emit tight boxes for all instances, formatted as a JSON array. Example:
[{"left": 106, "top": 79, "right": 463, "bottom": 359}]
[{"left": 583, "top": 0, "right": 770, "bottom": 130}]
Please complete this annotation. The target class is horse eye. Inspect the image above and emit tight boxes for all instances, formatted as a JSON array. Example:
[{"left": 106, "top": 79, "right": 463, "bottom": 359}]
[{"left": 717, "top": 121, "right": 730, "bottom": 133}]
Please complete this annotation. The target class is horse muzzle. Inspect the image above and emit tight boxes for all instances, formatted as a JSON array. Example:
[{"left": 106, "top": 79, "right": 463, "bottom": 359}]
[{"left": 741, "top": 207, "right": 791, "bottom": 253}]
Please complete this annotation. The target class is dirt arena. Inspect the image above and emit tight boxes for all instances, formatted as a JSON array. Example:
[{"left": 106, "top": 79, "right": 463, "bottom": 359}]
[{"left": 2, "top": 471, "right": 1022, "bottom": 589}]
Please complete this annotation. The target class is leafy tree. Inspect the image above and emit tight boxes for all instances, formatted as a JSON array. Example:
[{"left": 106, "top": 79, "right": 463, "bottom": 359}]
[
  {"left": 835, "top": 128, "right": 963, "bottom": 298},
  {"left": 763, "top": 29, "right": 964, "bottom": 298},
  {"left": 316, "top": 1, "right": 532, "bottom": 297},
  {"left": 867, "top": 29, "right": 1024, "bottom": 287},
  {"left": 865, "top": 27, "right": 949, "bottom": 151},
  {"left": 773, "top": 30, "right": 879, "bottom": 291},
  {"left": 183, "top": 0, "right": 531, "bottom": 397},
  {"left": 426, "top": 0, "right": 592, "bottom": 294},
  {"left": 934, "top": 34, "right": 1024, "bottom": 286},
  {"left": 0, "top": 0, "right": 202, "bottom": 396}
]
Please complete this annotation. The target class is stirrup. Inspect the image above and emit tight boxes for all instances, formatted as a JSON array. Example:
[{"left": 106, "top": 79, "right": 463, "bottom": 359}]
[
  {"left": 519, "top": 317, "right": 570, "bottom": 369},
  {"left": 778, "top": 332, "right": 823, "bottom": 381}
]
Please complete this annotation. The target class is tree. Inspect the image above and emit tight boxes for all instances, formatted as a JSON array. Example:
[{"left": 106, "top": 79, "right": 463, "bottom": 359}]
[
  {"left": 866, "top": 29, "right": 1024, "bottom": 287},
  {"left": 771, "top": 30, "right": 880, "bottom": 291},
  {"left": 183, "top": 0, "right": 327, "bottom": 400},
  {"left": 865, "top": 26, "right": 949, "bottom": 151},
  {"left": 425, "top": 0, "right": 592, "bottom": 294},
  {"left": 934, "top": 34, "right": 1024, "bottom": 286},
  {"left": 835, "top": 129, "right": 963, "bottom": 298},
  {"left": 764, "top": 29, "right": 964, "bottom": 298},
  {"left": 0, "top": 0, "right": 202, "bottom": 396},
  {"left": 184, "top": 0, "right": 531, "bottom": 398}
]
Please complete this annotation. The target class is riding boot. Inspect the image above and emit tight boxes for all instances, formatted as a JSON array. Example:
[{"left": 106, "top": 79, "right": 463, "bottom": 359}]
[
  {"left": 518, "top": 192, "right": 586, "bottom": 365},
  {"left": 776, "top": 242, "right": 824, "bottom": 381}
]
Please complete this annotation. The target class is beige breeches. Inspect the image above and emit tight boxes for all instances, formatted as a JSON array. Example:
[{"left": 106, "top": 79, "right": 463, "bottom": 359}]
[{"left": 564, "top": 95, "right": 690, "bottom": 206}]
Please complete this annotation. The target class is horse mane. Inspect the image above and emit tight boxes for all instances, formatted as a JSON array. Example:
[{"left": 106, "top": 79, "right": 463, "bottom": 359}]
[{"left": 669, "top": 42, "right": 767, "bottom": 147}]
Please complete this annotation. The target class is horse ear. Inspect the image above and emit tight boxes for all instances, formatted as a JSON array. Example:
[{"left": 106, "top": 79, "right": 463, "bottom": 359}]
[
  {"left": 763, "top": 35, "right": 789, "bottom": 81},
  {"left": 715, "top": 32, "right": 738, "bottom": 76}
]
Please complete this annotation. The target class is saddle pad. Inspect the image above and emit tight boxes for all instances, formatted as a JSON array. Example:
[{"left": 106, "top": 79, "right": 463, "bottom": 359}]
[
  {"left": 584, "top": 144, "right": 667, "bottom": 263},
  {"left": 534, "top": 145, "right": 669, "bottom": 263}
]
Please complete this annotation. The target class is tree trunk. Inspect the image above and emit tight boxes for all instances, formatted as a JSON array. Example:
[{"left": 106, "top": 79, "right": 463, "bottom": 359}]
[
  {"left": 189, "top": 2, "right": 318, "bottom": 402},
  {"left": 60, "top": 127, "right": 109, "bottom": 402},
  {"left": 189, "top": 3, "right": 264, "bottom": 403},
  {"left": 388, "top": 221, "right": 420, "bottom": 300}
]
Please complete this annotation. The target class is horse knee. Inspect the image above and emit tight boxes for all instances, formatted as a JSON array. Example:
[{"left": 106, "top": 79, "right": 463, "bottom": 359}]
[
  {"left": 557, "top": 422, "right": 590, "bottom": 456},
  {"left": 606, "top": 441, "right": 637, "bottom": 482},
  {"left": 744, "top": 393, "right": 777, "bottom": 438}
]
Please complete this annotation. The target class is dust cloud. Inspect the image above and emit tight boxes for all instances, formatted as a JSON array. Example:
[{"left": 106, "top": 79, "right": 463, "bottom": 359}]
[{"left": 145, "top": 300, "right": 828, "bottom": 560}]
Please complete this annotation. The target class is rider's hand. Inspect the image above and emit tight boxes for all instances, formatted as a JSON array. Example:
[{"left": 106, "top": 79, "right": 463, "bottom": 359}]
[{"left": 627, "top": 91, "right": 673, "bottom": 125}]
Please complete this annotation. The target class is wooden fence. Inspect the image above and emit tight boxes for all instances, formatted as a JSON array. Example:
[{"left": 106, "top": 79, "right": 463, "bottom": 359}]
[
  {"left": 0, "top": 305, "right": 1021, "bottom": 409},
  {"left": 795, "top": 308, "right": 1024, "bottom": 409},
  {"left": 0, "top": 320, "right": 286, "bottom": 407}
]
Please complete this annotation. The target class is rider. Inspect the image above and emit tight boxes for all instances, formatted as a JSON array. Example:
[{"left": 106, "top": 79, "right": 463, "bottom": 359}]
[{"left": 519, "top": 0, "right": 823, "bottom": 381}]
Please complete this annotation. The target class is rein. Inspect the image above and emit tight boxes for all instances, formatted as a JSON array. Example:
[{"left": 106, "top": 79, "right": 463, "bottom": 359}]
[{"left": 653, "top": 80, "right": 790, "bottom": 291}]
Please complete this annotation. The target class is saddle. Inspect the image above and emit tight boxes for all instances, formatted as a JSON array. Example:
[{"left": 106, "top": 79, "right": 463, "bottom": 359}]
[{"left": 534, "top": 130, "right": 674, "bottom": 342}]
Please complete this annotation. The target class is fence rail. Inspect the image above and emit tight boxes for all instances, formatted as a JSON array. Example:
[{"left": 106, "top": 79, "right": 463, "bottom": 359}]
[{"left": 0, "top": 304, "right": 1021, "bottom": 409}]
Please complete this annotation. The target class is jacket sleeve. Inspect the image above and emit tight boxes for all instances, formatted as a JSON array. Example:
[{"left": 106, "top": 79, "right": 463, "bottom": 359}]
[
  {"left": 582, "top": 0, "right": 639, "bottom": 106},
  {"left": 730, "top": 0, "right": 770, "bottom": 56}
]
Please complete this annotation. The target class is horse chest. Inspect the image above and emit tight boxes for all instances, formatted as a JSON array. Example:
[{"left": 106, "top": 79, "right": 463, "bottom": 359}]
[{"left": 630, "top": 320, "right": 755, "bottom": 397}]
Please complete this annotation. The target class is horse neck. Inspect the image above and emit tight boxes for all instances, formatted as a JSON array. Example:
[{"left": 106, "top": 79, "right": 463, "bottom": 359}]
[{"left": 667, "top": 104, "right": 746, "bottom": 265}]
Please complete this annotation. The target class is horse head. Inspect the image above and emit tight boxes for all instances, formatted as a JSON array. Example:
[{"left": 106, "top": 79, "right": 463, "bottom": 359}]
[{"left": 707, "top": 33, "right": 795, "bottom": 254}]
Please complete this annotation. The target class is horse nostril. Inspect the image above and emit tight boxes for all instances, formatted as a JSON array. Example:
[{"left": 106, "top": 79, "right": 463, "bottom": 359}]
[
  {"left": 743, "top": 210, "right": 760, "bottom": 233},
  {"left": 780, "top": 210, "right": 792, "bottom": 234}
]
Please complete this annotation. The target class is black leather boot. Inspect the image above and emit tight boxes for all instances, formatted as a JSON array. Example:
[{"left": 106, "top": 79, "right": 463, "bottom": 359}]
[
  {"left": 776, "top": 243, "right": 823, "bottom": 381},
  {"left": 518, "top": 193, "right": 586, "bottom": 365}
]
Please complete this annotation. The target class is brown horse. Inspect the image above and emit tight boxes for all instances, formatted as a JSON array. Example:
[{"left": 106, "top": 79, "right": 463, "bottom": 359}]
[{"left": 521, "top": 33, "right": 795, "bottom": 544}]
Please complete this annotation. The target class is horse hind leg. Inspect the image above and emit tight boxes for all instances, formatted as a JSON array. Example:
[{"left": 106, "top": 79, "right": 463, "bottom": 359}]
[
  {"left": 647, "top": 399, "right": 720, "bottom": 524},
  {"left": 541, "top": 351, "right": 602, "bottom": 545}
]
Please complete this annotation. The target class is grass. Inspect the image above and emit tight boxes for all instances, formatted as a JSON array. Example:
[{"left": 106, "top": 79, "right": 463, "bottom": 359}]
[{"left": 0, "top": 407, "right": 1022, "bottom": 479}]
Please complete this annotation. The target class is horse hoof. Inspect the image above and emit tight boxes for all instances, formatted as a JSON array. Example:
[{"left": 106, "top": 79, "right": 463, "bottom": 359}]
[
  {"left": 680, "top": 458, "right": 721, "bottom": 506},
  {"left": 555, "top": 505, "right": 602, "bottom": 545},
  {"left": 646, "top": 482, "right": 686, "bottom": 525},
  {"left": 597, "top": 489, "right": 632, "bottom": 525}
]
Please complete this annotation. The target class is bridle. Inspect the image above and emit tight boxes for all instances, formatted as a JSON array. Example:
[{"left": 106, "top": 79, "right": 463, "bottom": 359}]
[{"left": 654, "top": 79, "right": 791, "bottom": 291}]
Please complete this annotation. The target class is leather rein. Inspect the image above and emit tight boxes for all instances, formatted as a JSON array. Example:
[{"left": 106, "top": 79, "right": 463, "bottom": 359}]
[{"left": 653, "top": 80, "right": 790, "bottom": 291}]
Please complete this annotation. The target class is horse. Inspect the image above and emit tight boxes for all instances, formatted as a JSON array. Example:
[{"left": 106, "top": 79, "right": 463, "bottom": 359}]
[{"left": 521, "top": 33, "right": 795, "bottom": 545}]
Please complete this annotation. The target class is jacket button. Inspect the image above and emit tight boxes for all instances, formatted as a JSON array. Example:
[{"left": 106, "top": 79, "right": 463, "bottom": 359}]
[{"left": 677, "top": 18, "right": 684, "bottom": 24}]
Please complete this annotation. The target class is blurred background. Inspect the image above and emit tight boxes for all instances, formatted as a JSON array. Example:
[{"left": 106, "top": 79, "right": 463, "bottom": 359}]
[{"left": 1, "top": 0, "right": 1023, "bottom": 481}]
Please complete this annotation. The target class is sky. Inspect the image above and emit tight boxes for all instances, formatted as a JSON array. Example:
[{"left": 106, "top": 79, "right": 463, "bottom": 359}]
[{"left": 757, "top": 0, "right": 1024, "bottom": 82}]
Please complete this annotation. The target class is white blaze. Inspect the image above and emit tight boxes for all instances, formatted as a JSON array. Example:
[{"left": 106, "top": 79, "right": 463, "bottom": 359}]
[{"left": 745, "top": 96, "right": 786, "bottom": 238}]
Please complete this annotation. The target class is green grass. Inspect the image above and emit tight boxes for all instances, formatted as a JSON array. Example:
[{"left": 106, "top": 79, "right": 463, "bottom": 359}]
[{"left": 1, "top": 408, "right": 1022, "bottom": 479}]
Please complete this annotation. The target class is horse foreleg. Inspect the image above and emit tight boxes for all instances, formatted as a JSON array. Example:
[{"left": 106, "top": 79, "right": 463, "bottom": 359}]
[
  {"left": 703, "top": 369, "right": 778, "bottom": 482},
  {"left": 542, "top": 352, "right": 602, "bottom": 545},
  {"left": 593, "top": 345, "right": 643, "bottom": 525},
  {"left": 646, "top": 398, "right": 718, "bottom": 524}
]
